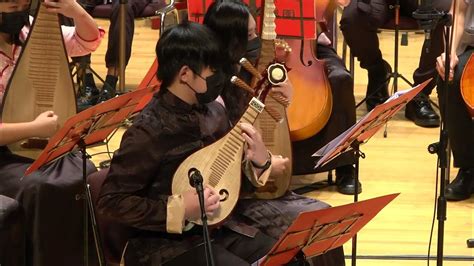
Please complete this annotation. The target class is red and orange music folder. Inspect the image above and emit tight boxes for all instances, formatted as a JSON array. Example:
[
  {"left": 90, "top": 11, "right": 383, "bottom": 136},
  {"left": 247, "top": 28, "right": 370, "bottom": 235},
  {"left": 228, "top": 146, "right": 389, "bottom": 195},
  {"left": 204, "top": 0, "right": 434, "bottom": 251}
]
[
  {"left": 258, "top": 193, "right": 399, "bottom": 265},
  {"left": 25, "top": 85, "right": 158, "bottom": 176}
]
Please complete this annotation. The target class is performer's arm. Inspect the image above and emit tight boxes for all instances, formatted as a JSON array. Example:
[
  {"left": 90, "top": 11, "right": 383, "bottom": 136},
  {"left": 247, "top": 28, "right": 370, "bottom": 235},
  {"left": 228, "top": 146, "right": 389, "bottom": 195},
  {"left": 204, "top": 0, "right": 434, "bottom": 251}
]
[
  {"left": 240, "top": 123, "right": 272, "bottom": 187},
  {"left": 436, "top": 0, "right": 468, "bottom": 79},
  {"left": 0, "top": 111, "right": 58, "bottom": 146}
]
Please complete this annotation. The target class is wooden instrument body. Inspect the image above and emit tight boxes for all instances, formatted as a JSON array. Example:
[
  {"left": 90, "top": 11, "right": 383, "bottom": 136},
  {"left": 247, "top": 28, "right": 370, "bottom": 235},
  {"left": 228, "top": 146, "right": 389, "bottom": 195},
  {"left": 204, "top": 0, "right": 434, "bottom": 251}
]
[
  {"left": 253, "top": 93, "right": 292, "bottom": 199},
  {"left": 461, "top": 53, "right": 474, "bottom": 118},
  {"left": 172, "top": 98, "right": 265, "bottom": 226},
  {"left": 284, "top": 0, "right": 335, "bottom": 142},
  {"left": 252, "top": 0, "right": 293, "bottom": 199},
  {"left": 286, "top": 39, "right": 333, "bottom": 142},
  {"left": 1, "top": 3, "right": 77, "bottom": 158}
]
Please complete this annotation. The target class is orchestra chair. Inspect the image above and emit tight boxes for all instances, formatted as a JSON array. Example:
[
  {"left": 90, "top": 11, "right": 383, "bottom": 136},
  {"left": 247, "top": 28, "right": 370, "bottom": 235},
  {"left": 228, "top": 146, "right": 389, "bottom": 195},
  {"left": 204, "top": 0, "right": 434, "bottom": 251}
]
[{"left": 87, "top": 168, "right": 133, "bottom": 266}]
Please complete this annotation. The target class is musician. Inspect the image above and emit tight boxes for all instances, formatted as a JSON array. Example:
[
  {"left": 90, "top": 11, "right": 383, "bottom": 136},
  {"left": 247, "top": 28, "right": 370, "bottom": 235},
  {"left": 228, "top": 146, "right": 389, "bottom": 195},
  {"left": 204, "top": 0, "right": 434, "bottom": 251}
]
[
  {"left": 292, "top": 0, "right": 360, "bottom": 195},
  {"left": 97, "top": 22, "right": 278, "bottom": 265},
  {"left": 340, "top": 0, "right": 451, "bottom": 127},
  {"left": 0, "top": 0, "right": 103, "bottom": 264},
  {"left": 207, "top": 0, "right": 359, "bottom": 195},
  {"left": 203, "top": 1, "right": 345, "bottom": 265},
  {"left": 77, "top": 0, "right": 155, "bottom": 110},
  {"left": 435, "top": 0, "right": 474, "bottom": 201}
]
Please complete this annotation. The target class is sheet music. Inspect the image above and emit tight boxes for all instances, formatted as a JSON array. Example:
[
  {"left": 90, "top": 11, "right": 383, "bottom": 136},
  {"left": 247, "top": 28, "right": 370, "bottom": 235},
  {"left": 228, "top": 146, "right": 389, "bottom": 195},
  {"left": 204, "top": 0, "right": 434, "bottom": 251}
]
[{"left": 312, "top": 79, "right": 432, "bottom": 169}]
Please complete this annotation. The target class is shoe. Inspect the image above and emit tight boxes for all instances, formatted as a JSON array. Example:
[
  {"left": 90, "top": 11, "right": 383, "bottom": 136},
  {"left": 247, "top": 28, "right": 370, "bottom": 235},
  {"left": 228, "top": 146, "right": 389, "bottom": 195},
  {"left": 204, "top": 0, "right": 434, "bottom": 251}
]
[
  {"left": 76, "top": 84, "right": 99, "bottom": 112},
  {"left": 366, "top": 60, "right": 391, "bottom": 112},
  {"left": 97, "top": 75, "right": 118, "bottom": 103},
  {"left": 445, "top": 168, "right": 474, "bottom": 201},
  {"left": 335, "top": 165, "right": 362, "bottom": 195},
  {"left": 405, "top": 97, "right": 440, "bottom": 127}
]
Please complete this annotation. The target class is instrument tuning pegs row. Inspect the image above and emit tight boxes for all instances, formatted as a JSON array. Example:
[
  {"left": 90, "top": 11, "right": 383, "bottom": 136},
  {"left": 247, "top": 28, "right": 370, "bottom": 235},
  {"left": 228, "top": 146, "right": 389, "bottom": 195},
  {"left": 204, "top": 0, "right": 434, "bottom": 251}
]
[
  {"left": 270, "top": 92, "right": 290, "bottom": 107},
  {"left": 239, "top": 58, "right": 263, "bottom": 80},
  {"left": 264, "top": 106, "right": 283, "bottom": 123},
  {"left": 231, "top": 76, "right": 254, "bottom": 93},
  {"left": 275, "top": 39, "right": 292, "bottom": 53}
]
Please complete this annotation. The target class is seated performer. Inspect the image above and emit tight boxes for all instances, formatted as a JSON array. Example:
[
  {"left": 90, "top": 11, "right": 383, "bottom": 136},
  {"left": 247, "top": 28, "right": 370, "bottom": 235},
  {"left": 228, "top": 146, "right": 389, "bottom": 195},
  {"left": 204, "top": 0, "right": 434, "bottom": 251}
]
[
  {"left": 292, "top": 0, "right": 359, "bottom": 194},
  {"left": 203, "top": 1, "right": 345, "bottom": 265},
  {"left": 77, "top": 0, "right": 156, "bottom": 109},
  {"left": 435, "top": 0, "right": 474, "bottom": 201},
  {"left": 97, "top": 22, "right": 277, "bottom": 266},
  {"left": 340, "top": 0, "right": 451, "bottom": 127},
  {"left": 0, "top": 0, "right": 103, "bottom": 264},
  {"left": 207, "top": 0, "right": 359, "bottom": 195}
]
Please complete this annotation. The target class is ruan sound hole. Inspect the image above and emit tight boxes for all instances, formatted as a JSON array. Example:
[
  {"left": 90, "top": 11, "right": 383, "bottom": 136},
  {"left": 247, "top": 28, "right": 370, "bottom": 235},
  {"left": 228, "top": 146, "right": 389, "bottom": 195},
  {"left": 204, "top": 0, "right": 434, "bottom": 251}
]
[{"left": 219, "top": 189, "right": 229, "bottom": 201}]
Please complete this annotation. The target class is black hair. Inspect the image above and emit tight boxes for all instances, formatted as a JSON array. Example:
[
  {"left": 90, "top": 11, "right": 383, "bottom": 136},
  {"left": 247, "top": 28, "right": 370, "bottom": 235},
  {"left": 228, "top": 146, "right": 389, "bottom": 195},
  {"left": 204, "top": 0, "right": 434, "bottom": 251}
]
[
  {"left": 203, "top": 0, "right": 249, "bottom": 66},
  {"left": 155, "top": 21, "right": 221, "bottom": 90}
]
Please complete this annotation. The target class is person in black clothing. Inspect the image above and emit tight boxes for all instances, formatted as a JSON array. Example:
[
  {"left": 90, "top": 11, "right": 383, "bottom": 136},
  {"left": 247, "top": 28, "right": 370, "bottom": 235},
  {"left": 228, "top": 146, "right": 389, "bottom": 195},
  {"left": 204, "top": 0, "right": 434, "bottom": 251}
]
[
  {"left": 77, "top": 0, "right": 153, "bottom": 110},
  {"left": 206, "top": 0, "right": 359, "bottom": 195},
  {"left": 435, "top": 0, "right": 474, "bottom": 201},
  {"left": 340, "top": 0, "right": 451, "bottom": 127},
  {"left": 97, "top": 21, "right": 277, "bottom": 266}
]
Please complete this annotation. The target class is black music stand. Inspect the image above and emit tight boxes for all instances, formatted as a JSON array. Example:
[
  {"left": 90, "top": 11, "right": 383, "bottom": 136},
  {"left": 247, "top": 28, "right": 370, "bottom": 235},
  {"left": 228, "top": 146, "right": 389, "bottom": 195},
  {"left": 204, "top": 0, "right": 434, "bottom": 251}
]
[
  {"left": 256, "top": 193, "right": 399, "bottom": 265},
  {"left": 312, "top": 79, "right": 431, "bottom": 266},
  {"left": 24, "top": 86, "right": 156, "bottom": 266}
]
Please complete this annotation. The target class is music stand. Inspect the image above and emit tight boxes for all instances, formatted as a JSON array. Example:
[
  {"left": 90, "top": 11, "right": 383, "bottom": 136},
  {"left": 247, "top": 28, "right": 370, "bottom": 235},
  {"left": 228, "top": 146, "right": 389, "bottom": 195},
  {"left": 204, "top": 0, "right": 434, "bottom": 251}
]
[
  {"left": 24, "top": 85, "right": 157, "bottom": 266},
  {"left": 256, "top": 193, "right": 399, "bottom": 265},
  {"left": 311, "top": 78, "right": 431, "bottom": 266}
]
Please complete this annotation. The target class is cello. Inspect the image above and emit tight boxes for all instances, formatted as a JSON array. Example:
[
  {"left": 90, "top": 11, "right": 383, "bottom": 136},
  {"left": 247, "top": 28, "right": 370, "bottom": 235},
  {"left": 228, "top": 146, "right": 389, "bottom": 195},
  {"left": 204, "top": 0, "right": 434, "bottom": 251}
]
[
  {"left": 283, "top": 0, "right": 335, "bottom": 141},
  {"left": 461, "top": 53, "right": 474, "bottom": 118}
]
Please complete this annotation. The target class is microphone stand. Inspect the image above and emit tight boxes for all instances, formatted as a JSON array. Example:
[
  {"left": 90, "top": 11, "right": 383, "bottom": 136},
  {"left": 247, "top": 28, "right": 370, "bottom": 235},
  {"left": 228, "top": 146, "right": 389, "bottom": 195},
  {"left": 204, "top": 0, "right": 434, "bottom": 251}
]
[
  {"left": 414, "top": 1, "right": 452, "bottom": 265},
  {"left": 189, "top": 168, "right": 215, "bottom": 266}
]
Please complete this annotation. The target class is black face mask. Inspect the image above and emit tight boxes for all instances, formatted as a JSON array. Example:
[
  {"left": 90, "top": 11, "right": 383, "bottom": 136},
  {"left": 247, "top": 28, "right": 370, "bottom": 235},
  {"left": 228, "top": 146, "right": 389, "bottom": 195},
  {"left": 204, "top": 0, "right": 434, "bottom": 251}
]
[
  {"left": 0, "top": 11, "right": 29, "bottom": 35},
  {"left": 186, "top": 70, "right": 225, "bottom": 104},
  {"left": 245, "top": 36, "right": 262, "bottom": 64}
]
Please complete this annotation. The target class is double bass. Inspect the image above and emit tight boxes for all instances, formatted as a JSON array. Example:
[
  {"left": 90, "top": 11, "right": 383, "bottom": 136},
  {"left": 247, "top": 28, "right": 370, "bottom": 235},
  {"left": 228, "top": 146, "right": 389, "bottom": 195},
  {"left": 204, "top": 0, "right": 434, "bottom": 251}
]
[{"left": 1, "top": 1, "right": 77, "bottom": 158}]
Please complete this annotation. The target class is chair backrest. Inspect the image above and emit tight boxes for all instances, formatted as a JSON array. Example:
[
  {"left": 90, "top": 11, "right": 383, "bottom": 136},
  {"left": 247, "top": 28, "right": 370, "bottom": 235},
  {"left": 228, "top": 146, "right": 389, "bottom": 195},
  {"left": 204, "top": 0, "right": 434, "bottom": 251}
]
[
  {"left": 87, "top": 168, "right": 133, "bottom": 266},
  {"left": 380, "top": 16, "right": 421, "bottom": 31}
]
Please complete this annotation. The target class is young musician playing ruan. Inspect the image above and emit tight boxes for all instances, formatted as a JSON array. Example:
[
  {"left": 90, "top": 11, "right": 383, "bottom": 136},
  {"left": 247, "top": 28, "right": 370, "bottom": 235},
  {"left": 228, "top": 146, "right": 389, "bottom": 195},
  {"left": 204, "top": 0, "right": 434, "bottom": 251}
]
[
  {"left": 435, "top": 0, "right": 474, "bottom": 201},
  {"left": 97, "top": 22, "right": 277, "bottom": 265},
  {"left": 0, "top": 0, "right": 103, "bottom": 264}
]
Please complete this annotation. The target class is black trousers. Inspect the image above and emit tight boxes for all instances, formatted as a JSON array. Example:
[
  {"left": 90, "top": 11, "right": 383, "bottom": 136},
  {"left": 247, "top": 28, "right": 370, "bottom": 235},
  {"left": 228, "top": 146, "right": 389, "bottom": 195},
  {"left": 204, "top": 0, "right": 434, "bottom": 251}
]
[
  {"left": 340, "top": 0, "right": 451, "bottom": 95},
  {"left": 437, "top": 47, "right": 474, "bottom": 168},
  {"left": 124, "top": 227, "right": 275, "bottom": 266},
  {"left": 105, "top": 0, "right": 150, "bottom": 69},
  {"left": 292, "top": 44, "right": 357, "bottom": 174},
  {"left": 0, "top": 195, "right": 25, "bottom": 266}
]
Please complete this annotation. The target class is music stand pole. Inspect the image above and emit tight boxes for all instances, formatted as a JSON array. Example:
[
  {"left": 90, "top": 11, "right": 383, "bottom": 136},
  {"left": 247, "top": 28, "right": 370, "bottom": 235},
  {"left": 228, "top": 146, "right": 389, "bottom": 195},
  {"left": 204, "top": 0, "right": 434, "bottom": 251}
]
[
  {"left": 78, "top": 139, "right": 106, "bottom": 266},
  {"left": 356, "top": 0, "right": 413, "bottom": 113}
]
